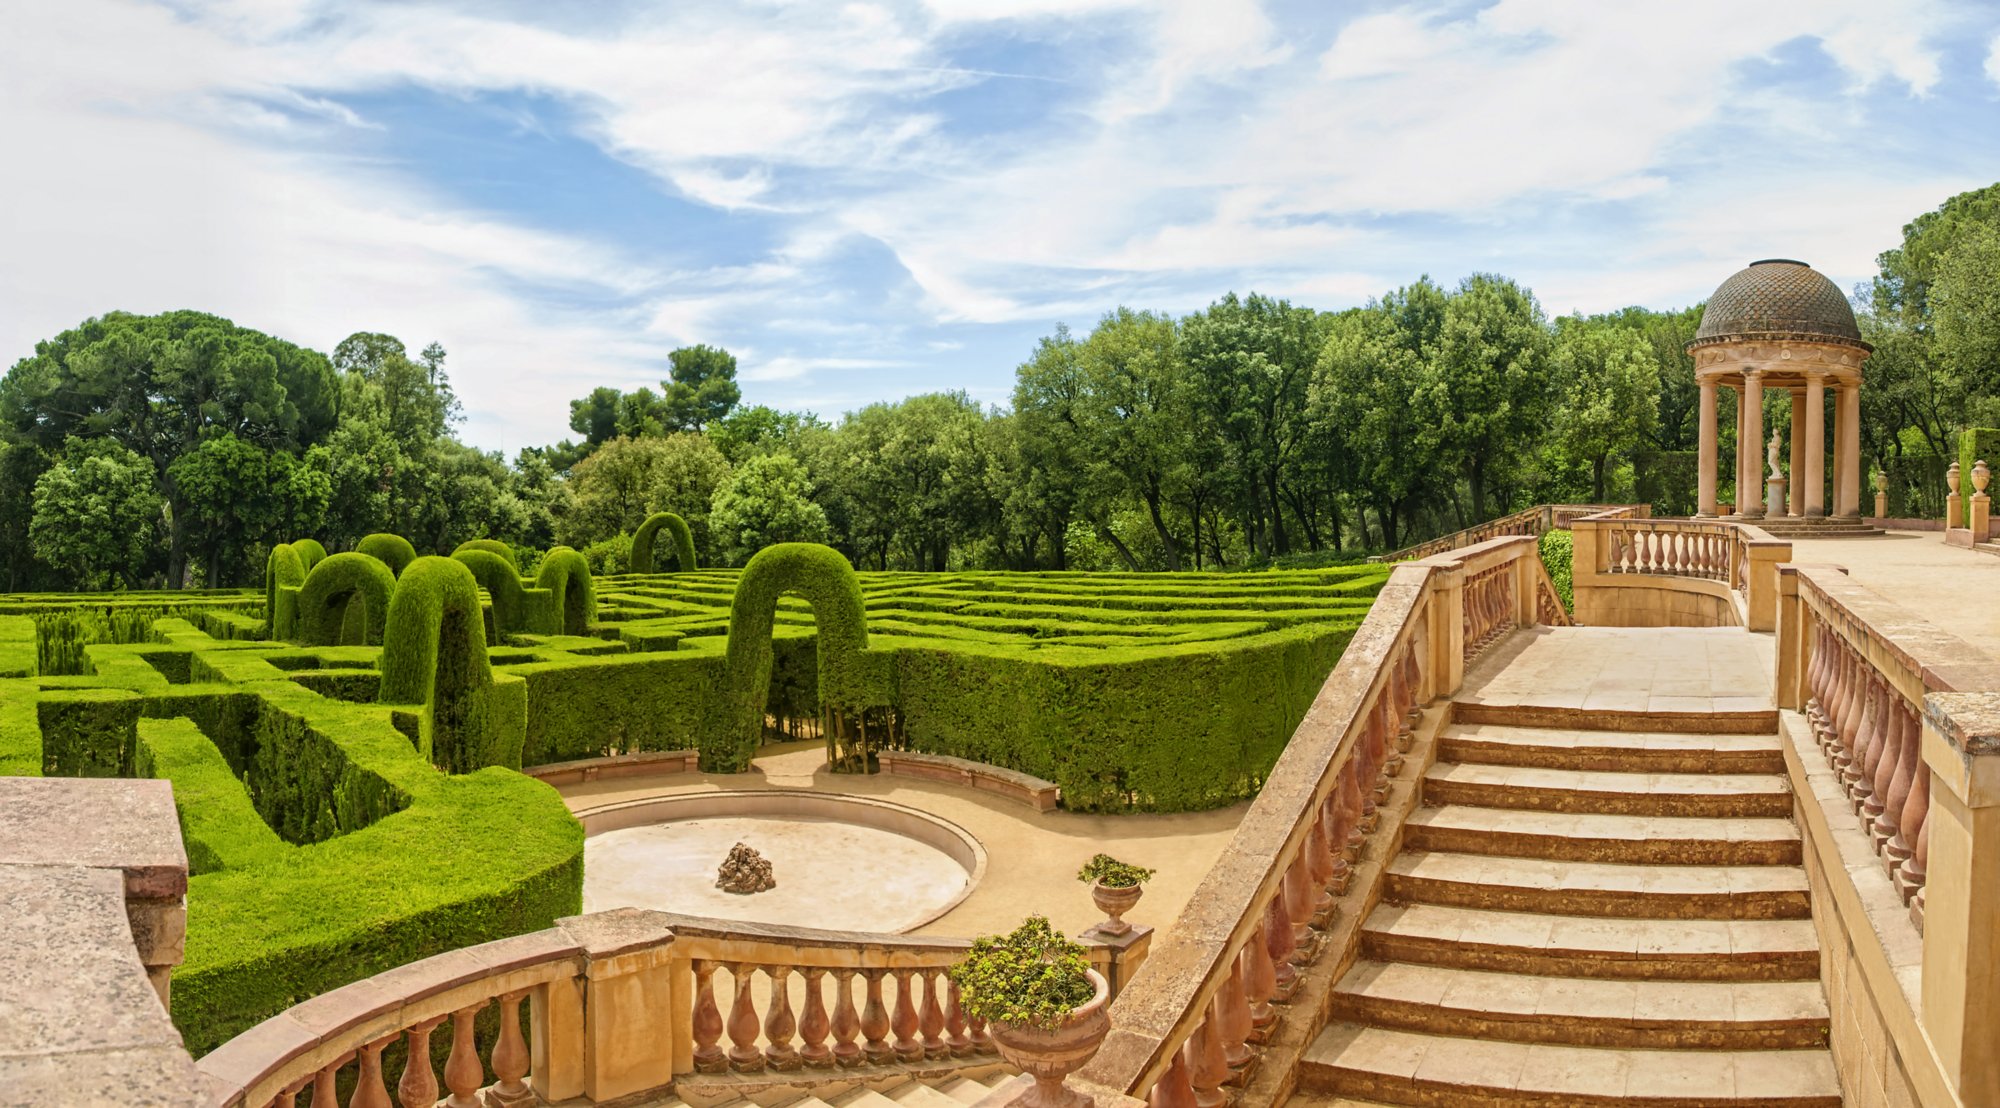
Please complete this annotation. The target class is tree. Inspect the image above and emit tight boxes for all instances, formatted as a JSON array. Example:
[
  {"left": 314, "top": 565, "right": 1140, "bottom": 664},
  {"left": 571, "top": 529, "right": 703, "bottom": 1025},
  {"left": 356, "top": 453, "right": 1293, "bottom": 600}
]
[
  {"left": 557, "top": 433, "right": 732, "bottom": 559},
  {"left": 31, "top": 438, "right": 163, "bottom": 588},
  {"left": 170, "top": 432, "right": 330, "bottom": 585},
  {"left": 709, "top": 451, "right": 832, "bottom": 562},
  {"left": 663, "top": 344, "right": 741, "bottom": 431},
  {"left": 1310, "top": 283, "right": 1445, "bottom": 549},
  {"left": 1416, "top": 274, "right": 1551, "bottom": 521},
  {"left": 1548, "top": 319, "right": 1660, "bottom": 501}
]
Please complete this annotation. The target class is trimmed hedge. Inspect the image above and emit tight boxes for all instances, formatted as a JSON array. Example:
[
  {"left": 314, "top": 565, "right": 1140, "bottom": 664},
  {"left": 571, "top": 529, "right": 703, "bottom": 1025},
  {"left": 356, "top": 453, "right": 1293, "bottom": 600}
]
[
  {"left": 631, "top": 511, "right": 697, "bottom": 574},
  {"left": 380, "top": 556, "right": 500, "bottom": 774},
  {"left": 536, "top": 546, "right": 596, "bottom": 635},
  {"left": 263, "top": 544, "right": 307, "bottom": 638},
  {"left": 1539, "top": 529, "right": 1575, "bottom": 615},
  {"left": 355, "top": 532, "right": 418, "bottom": 576},
  {"left": 453, "top": 548, "right": 530, "bottom": 638},
  {"left": 296, "top": 553, "right": 395, "bottom": 646},
  {"left": 718, "top": 543, "right": 877, "bottom": 771},
  {"left": 452, "top": 538, "right": 520, "bottom": 572},
  {"left": 291, "top": 538, "right": 328, "bottom": 572}
]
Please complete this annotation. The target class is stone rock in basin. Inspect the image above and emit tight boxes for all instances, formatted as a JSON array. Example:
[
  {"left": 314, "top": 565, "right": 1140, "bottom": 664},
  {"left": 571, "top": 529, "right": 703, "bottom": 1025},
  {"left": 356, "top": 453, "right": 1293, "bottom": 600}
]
[{"left": 716, "top": 842, "right": 775, "bottom": 895}]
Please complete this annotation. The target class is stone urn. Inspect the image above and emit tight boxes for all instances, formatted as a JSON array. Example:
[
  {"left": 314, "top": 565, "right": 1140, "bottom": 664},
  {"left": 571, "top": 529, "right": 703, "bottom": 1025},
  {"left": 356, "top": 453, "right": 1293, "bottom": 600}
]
[
  {"left": 1089, "top": 881, "right": 1143, "bottom": 937},
  {"left": 987, "top": 969, "right": 1111, "bottom": 1108}
]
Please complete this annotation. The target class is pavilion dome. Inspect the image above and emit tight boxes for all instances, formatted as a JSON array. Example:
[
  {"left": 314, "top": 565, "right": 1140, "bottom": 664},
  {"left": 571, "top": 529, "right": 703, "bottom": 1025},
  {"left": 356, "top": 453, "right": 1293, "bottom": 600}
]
[{"left": 1690, "top": 259, "right": 1869, "bottom": 351}]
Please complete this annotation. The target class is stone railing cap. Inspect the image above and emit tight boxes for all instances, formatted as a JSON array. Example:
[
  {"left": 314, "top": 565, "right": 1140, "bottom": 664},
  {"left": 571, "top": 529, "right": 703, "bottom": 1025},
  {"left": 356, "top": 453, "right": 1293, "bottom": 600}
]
[
  {"left": 1926, "top": 692, "right": 2000, "bottom": 757},
  {"left": 0, "top": 777, "right": 188, "bottom": 899}
]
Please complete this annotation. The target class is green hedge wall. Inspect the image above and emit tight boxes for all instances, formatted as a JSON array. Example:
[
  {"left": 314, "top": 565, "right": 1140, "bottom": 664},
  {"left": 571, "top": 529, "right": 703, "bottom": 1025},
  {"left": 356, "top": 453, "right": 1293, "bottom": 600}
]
[
  {"left": 452, "top": 538, "right": 520, "bottom": 572},
  {"left": 296, "top": 552, "right": 395, "bottom": 646},
  {"left": 717, "top": 543, "right": 877, "bottom": 771},
  {"left": 263, "top": 544, "right": 307, "bottom": 637},
  {"left": 380, "top": 556, "right": 499, "bottom": 774},
  {"left": 355, "top": 532, "right": 418, "bottom": 576},
  {"left": 631, "top": 512, "right": 697, "bottom": 574},
  {"left": 536, "top": 546, "right": 596, "bottom": 635}
]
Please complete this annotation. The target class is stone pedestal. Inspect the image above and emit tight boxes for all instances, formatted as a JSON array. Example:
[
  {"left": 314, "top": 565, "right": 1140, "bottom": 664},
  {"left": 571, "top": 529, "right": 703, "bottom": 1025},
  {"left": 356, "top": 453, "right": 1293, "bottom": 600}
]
[{"left": 1766, "top": 476, "right": 1788, "bottom": 519}]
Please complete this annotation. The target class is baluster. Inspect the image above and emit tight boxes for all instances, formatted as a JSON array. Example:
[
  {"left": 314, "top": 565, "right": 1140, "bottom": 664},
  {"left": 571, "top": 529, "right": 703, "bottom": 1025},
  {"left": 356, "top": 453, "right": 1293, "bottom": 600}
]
[
  {"left": 309, "top": 1056, "right": 345, "bottom": 1108},
  {"left": 1264, "top": 895, "right": 1299, "bottom": 999},
  {"left": 273, "top": 1078, "right": 308, "bottom": 1108},
  {"left": 945, "top": 977, "right": 973, "bottom": 1056},
  {"left": 726, "top": 964, "right": 765, "bottom": 1071},
  {"left": 1323, "top": 791, "right": 1353, "bottom": 897},
  {"left": 861, "top": 969, "right": 892, "bottom": 1063},
  {"left": 891, "top": 968, "right": 923, "bottom": 1062},
  {"left": 1897, "top": 762, "right": 1931, "bottom": 900},
  {"left": 1341, "top": 767, "right": 1366, "bottom": 863},
  {"left": 1241, "top": 934, "right": 1277, "bottom": 1034},
  {"left": 1845, "top": 673, "right": 1881, "bottom": 804},
  {"left": 351, "top": 1036, "right": 394, "bottom": 1108},
  {"left": 1283, "top": 850, "right": 1317, "bottom": 961},
  {"left": 919, "top": 968, "right": 948, "bottom": 1059},
  {"left": 1834, "top": 651, "right": 1866, "bottom": 777},
  {"left": 396, "top": 1018, "right": 443, "bottom": 1108},
  {"left": 1805, "top": 625, "right": 1829, "bottom": 733},
  {"left": 968, "top": 1010, "right": 994, "bottom": 1054},
  {"left": 492, "top": 990, "right": 531, "bottom": 1099},
  {"left": 1910, "top": 817, "right": 1931, "bottom": 923},
  {"left": 799, "top": 967, "right": 833, "bottom": 1068},
  {"left": 444, "top": 1003, "right": 486, "bottom": 1106},
  {"left": 1189, "top": 1002, "right": 1230, "bottom": 1108},
  {"left": 831, "top": 968, "right": 863, "bottom": 1067},
  {"left": 1148, "top": 1042, "right": 1199, "bottom": 1108},
  {"left": 692, "top": 960, "right": 727, "bottom": 1072},
  {"left": 764, "top": 965, "right": 800, "bottom": 1070},
  {"left": 1304, "top": 810, "right": 1335, "bottom": 920},
  {"left": 1862, "top": 680, "right": 1896, "bottom": 818},
  {"left": 1877, "top": 702, "right": 1918, "bottom": 854},
  {"left": 1217, "top": 955, "right": 1254, "bottom": 1072},
  {"left": 1401, "top": 649, "right": 1424, "bottom": 732}
]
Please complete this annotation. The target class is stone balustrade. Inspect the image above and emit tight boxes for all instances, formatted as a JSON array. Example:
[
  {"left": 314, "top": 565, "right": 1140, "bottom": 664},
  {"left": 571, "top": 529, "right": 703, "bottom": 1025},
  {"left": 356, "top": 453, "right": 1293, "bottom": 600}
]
[
  {"left": 1075, "top": 536, "right": 1565, "bottom": 1106},
  {"left": 1371, "top": 503, "right": 1644, "bottom": 564},
  {"left": 875, "top": 750, "right": 1061, "bottom": 812},
  {"left": 1570, "top": 513, "right": 1789, "bottom": 630},
  {"left": 1775, "top": 565, "right": 2000, "bottom": 1106}
]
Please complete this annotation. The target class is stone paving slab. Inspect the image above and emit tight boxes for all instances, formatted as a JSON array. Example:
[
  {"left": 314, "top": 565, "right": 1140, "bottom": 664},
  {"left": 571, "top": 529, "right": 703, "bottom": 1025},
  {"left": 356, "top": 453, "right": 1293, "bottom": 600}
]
[
  {"left": 1459, "top": 626, "right": 1775, "bottom": 715},
  {"left": 1791, "top": 529, "right": 2000, "bottom": 663}
]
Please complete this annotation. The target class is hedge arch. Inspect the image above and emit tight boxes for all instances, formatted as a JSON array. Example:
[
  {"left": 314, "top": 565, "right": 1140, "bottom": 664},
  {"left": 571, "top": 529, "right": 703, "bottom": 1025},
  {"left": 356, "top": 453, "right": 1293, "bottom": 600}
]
[
  {"left": 291, "top": 539, "right": 328, "bottom": 572},
  {"left": 294, "top": 553, "right": 395, "bottom": 646},
  {"left": 355, "top": 533, "right": 418, "bottom": 577},
  {"left": 453, "top": 548, "right": 527, "bottom": 639},
  {"left": 717, "top": 542, "right": 873, "bottom": 772},
  {"left": 536, "top": 547, "right": 595, "bottom": 635},
  {"left": 379, "top": 556, "right": 496, "bottom": 773},
  {"left": 631, "top": 512, "right": 697, "bottom": 574},
  {"left": 451, "top": 539, "right": 519, "bottom": 573},
  {"left": 263, "top": 544, "right": 307, "bottom": 639}
]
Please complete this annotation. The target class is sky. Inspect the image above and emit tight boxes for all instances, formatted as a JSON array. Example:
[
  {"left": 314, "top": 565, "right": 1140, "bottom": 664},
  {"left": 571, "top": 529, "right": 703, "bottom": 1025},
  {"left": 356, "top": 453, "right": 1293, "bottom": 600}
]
[{"left": 3, "top": 1, "right": 1998, "bottom": 454}]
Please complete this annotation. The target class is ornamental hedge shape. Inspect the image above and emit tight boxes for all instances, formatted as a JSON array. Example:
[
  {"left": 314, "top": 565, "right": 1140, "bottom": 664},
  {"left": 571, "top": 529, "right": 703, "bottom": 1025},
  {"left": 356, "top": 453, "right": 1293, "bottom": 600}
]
[
  {"left": 263, "top": 543, "right": 307, "bottom": 637},
  {"left": 295, "top": 552, "right": 395, "bottom": 646},
  {"left": 355, "top": 532, "right": 419, "bottom": 576},
  {"left": 379, "top": 556, "right": 502, "bottom": 773},
  {"left": 631, "top": 511, "right": 697, "bottom": 574},
  {"left": 717, "top": 543, "right": 877, "bottom": 771},
  {"left": 291, "top": 538, "right": 329, "bottom": 572},
  {"left": 453, "top": 548, "right": 529, "bottom": 637},
  {"left": 536, "top": 545, "right": 596, "bottom": 635},
  {"left": 452, "top": 538, "right": 520, "bottom": 572}
]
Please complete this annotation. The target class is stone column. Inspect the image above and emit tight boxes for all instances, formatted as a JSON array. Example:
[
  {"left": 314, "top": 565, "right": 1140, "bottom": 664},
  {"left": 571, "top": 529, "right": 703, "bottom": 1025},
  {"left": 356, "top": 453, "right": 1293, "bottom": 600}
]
[
  {"left": 1837, "top": 383, "right": 1863, "bottom": 518},
  {"left": 1789, "top": 389, "right": 1807, "bottom": 516},
  {"left": 1804, "top": 374, "right": 1827, "bottom": 517},
  {"left": 1734, "top": 385, "right": 1748, "bottom": 515},
  {"left": 1696, "top": 378, "right": 1718, "bottom": 517},
  {"left": 1741, "top": 371, "right": 1765, "bottom": 518}
]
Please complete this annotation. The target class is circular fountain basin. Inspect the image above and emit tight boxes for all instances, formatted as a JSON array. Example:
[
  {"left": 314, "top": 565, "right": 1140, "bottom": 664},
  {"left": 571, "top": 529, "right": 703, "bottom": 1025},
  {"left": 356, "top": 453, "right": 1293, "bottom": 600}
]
[{"left": 576, "top": 791, "right": 985, "bottom": 933}]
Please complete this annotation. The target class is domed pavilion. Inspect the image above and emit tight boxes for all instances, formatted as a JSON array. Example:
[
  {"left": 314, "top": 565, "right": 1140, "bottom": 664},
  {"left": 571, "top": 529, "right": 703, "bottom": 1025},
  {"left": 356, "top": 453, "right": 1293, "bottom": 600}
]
[{"left": 1688, "top": 259, "right": 1872, "bottom": 521}]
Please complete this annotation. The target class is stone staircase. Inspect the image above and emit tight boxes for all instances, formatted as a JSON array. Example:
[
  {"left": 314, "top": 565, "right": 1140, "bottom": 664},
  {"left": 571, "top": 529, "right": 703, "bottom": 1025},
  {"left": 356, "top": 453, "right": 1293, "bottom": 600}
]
[
  {"left": 661, "top": 1071, "right": 1017, "bottom": 1108},
  {"left": 1294, "top": 718, "right": 1841, "bottom": 1106}
]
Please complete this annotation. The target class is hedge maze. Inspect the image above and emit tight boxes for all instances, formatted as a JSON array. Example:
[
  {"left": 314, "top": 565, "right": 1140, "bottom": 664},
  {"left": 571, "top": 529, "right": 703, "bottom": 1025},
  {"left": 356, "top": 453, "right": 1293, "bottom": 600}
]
[{"left": 0, "top": 536, "right": 1385, "bottom": 1055}]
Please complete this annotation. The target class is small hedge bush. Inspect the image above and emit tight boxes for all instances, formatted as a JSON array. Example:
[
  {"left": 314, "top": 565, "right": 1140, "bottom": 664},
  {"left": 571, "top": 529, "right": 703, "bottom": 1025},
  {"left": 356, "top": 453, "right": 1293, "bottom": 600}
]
[
  {"left": 355, "top": 532, "right": 419, "bottom": 576},
  {"left": 631, "top": 511, "right": 697, "bottom": 574},
  {"left": 1539, "top": 529, "right": 1574, "bottom": 615}
]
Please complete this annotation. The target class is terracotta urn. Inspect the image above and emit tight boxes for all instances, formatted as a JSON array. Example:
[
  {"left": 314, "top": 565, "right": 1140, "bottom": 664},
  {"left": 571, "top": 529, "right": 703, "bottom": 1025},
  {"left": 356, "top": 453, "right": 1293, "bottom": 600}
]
[
  {"left": 1089, "top": 881, "right": 1143, "bottom": 936},
  {"left": 987, "top": 969, "right": 1111, "bottom": 1108}
]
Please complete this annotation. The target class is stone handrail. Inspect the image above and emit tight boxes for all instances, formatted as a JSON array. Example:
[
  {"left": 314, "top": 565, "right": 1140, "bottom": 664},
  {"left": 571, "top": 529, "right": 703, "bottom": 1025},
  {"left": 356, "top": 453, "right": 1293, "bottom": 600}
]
[
  {"left": 1570, "top": 514, "right": 1789, "bottom": 630},
  {"left": 198, "top": 908, "right": 1143, "bottom": 1107},
  {"left": 1371, "top": 503, "right": 1644, "bottom": 563},
  {"left": 876, "top": 750, "right": 1061, "bottom": 812},
  {"left": 1076, "top": 535, "right": 1555, "bottom": 1104},
  {"left": 1774, "top": 565, "right": 2000, "bottom": 1105}
]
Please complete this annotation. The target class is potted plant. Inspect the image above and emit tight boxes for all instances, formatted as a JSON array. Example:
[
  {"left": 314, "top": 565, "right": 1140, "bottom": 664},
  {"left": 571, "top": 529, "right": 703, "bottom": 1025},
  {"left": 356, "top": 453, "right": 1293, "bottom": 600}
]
[
  {"left": 1077, "top": 854, "right": 1154, "bottom": 937},
  {"left": 949, "top": 916, "right": 1110, "bottom": 1108}
]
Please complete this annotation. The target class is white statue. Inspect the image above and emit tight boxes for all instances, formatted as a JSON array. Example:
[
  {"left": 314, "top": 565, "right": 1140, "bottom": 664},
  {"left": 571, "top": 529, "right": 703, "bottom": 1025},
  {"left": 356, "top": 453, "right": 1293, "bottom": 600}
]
[{"left": 1768, "top": 434, "right": 1783, "bottom": 480}]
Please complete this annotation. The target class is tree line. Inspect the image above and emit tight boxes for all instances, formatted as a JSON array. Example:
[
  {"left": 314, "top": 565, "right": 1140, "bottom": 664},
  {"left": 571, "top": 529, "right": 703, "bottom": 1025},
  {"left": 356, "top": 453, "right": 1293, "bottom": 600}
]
[{"left": 2, "top": 183, "right": 1994, "bottom": 590}]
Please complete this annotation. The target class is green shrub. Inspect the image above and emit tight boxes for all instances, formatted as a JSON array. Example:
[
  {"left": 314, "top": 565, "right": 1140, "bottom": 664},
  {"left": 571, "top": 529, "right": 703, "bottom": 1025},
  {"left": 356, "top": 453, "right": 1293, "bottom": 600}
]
[
  {"left": 291, "top": 538, "right": 328, "bottom": 572},
  {"left": 296, "top": 553, "right": 396, "bottom": 646},
  {"left": 948, "top": 916, "right": 1095, "bottom": 1030},
  {"left": 380, "top": 556, "right": 498, "bottom": 773},
  {"left": 263, "top": 544, "right": 307, "bottom": 637},
  {"left": 355, "top": 533, "right": 419, "bottom": 576},
  {"left": 536, "top": 546, "right": 596, "bottom": 635},
  {"left": 1076, "top": 853, "right": 1153, "bottom": 888},
  {"left": 1538, "top": 529, "right": 1574, "bottom": 615},
  {"left": 631, "top": 512, "right": 697, "bottom": 574},
  {"left": 454, "top": 548, "right": 529, "bottom": 638},
  {"left": 452, "top": 538, "right": 520, "bottom": 572},
  {"left": 719, "top": 543, "right": 875, "bottom": 771}
]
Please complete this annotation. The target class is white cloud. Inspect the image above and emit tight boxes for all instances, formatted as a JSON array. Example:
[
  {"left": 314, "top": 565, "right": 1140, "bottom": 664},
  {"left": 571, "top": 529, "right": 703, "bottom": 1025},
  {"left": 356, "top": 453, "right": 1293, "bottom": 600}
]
[{"left": 1987, "top": 32, "right": 2000, "bottom": 88}]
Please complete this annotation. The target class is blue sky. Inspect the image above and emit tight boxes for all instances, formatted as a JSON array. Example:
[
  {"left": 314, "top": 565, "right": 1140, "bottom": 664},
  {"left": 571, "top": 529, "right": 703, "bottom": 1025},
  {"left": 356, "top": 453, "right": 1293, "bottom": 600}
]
[{"left": 3, "top": 0, "right": 1998, "bottom": 452}]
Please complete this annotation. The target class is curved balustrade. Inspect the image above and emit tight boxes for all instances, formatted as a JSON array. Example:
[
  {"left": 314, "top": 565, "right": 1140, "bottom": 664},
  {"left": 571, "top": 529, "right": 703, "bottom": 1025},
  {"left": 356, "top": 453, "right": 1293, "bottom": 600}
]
[
  {"left": 1373, "top": 503, "right": 1642, "bottom": 564},
  {"left": 1570, "top": 513, "right": 1788, "bottom": 630}
]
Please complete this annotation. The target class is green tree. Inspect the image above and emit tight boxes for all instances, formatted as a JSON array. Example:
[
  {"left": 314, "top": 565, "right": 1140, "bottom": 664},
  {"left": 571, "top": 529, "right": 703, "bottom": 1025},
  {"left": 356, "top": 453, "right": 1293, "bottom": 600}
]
[
  {"left": 709, "top": 451, "right": 832, "bottom": 562},
  {"left": 30, "top": 438, "right": 163, "bottom": 588},
  {"left": 1548, "top": 319, "right": 1660, "bottom": 501},
  {"left": 170, "top": 433, "right": 331, "bottom": 585},
  {"left": 1416, "top": 274, "right": 1551, "bottom": 521},
  {"left": 1310, "top": 283, "right": 1445, "bottom": 549},
  {"left": 557, "top": 433, "right": 732, "bottom": 559},
  {"left": 663, "top": 344, "right": 741, "bottom": 431}
]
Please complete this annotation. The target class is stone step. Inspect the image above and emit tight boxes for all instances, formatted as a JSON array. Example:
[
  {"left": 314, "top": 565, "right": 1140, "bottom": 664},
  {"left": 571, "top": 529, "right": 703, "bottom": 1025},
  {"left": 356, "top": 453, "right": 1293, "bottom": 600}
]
[
  {"left": 935, "top": 1077, "right": 993, "bottom": 1105},
  {"left": 1299, "top": 1024, "right": 1841, "bottom": 1106},
  {"left": 1421, "top": 763, "right": 1793, "bottom": 818},
  {"left": 1403, "top": 805, "right": 1800, "bottom": 865},
  {"left": 885, "top": 1081, "right": 968, "bottom": 1108},
  {"left": 1386, "top": 851, "right": 1812, "bottom": 919},
  {"left": 1360, "top": 904, "right": 1820, "bottom": 981},
  {"left": 829, "top": 1089, "right": 904, "bottom": 1108},
  {"left": 1452, "top": 700, "right": 1778, "bottom": 735},
  {"left": 1329, "top": 961, "right": 1828, "bottom": 1050},
  {"left": 1438, "top": 724, "right": 1785, "bottom": 774}
]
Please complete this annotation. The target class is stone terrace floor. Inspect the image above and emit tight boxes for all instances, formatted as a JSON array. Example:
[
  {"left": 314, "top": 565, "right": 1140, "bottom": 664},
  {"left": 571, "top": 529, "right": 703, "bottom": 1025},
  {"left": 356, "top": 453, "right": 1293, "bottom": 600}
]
[
  {"left": 1791, "top": 529, "right": 2000, "bottom": 662},
  {"left": 1458, "top": 626, "right": 1775, "bottom": 714}
]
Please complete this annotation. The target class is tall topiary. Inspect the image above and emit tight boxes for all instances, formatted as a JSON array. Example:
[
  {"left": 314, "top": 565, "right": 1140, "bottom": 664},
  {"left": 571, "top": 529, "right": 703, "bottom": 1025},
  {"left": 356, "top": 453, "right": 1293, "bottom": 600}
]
[
  {"left": 451, "top": 538, "right": 520, "bottom": 573},
  {"left": 536, "top": 546, "right": 596, "bottom": 635},
  {"left": 453, "top": 548, "right": 528, "bottom": 639},
  {"left": 630, "top": 512, "right": 697, "bottom": 574},
  {"left": 356, "top": 533, "right": 419, "bottom": 577},
  {"left": 379, "top": 556, "right": 496, "bottom": 773},
  {"left": 263, "top": 544, "right": 307, "bottom": 639},
  {"left": 295, "top": 553, "right": 396, "bottom": 645},
  {"left": 718, "top": 542, "right": 874, "bottom": 771},
  {"left": 291, "top": 538, "right": 328, "bottom": 573}
]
